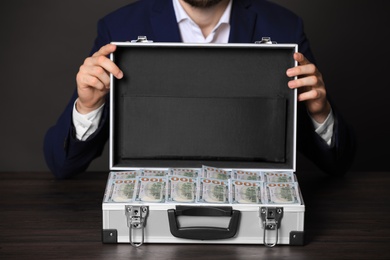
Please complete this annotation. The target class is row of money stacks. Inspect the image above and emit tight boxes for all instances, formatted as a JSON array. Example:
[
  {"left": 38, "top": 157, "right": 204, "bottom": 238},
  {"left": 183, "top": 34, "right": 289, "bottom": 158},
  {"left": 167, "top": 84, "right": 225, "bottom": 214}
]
[{"left": 105, "top": 166, "right": 301, "bottom": 205}]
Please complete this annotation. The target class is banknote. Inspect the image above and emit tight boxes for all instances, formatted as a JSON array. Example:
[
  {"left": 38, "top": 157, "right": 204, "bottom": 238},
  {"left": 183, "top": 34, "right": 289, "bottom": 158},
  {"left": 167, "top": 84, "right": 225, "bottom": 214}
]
[
  {"left": 142, "top": 169, "right": 168, "bottom": 176},
  {"left": 263, "top": 171, "right": 295, "bottom": 182},
  {"left": 167, "top": 176, "right": 197, "bottom": 203},
  {"left": 108, "top": 179, "right": 137, "bottom": 203},
  {"left": 197, "top": 177, "right": 230, "bottom": 204},
  {"left": 232, "top": 170, "right": 263, "bottom": 181},
  {"left": 232, "top": 180, "right": 263, "bottom": 204},
  {"left": 264, "top": 182, "right": 300, "bottom": 204},
  {"left": 169, "top": 168, "right": 200, "bottom": 178},
  {"left": 112, "top": 171, "right": 140, "bottom": 179},
  {"left": 202, "top": 165, "right": 231, "bottom": 180},
  {"left": 133, "top": 176, "right": 167, "bottom": 203}
]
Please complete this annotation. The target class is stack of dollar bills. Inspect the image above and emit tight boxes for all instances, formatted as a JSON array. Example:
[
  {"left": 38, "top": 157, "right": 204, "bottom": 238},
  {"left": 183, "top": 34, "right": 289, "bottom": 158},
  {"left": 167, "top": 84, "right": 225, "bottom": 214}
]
[{"left": 104, "top": 166, "right": 301, "bottom": 205}]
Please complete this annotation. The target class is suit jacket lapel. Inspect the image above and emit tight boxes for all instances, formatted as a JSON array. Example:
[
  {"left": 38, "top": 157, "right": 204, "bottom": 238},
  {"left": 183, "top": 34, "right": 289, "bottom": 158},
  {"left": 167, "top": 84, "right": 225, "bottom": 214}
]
[
  {"left": 229, "top": 0, "right": 258, "bottom": 43},
  {"left": 150, "top": 0, "right": 182, "bottom": 42}
]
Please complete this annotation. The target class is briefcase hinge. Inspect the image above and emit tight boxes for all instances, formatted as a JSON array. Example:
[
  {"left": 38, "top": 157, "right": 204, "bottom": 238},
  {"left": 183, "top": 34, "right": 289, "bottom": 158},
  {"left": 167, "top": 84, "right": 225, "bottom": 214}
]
[
  {"left": 125, "top": 205, "right": 149, "bottom": 247},
  {"left": 131, "top": 36, "right": 154, "bottom": 43},
  {"left": 255, "top": 37, "right": 277, "bottom": 44},
  {"left": 260, "top": 207, "right": 284, "bottom": 247}
]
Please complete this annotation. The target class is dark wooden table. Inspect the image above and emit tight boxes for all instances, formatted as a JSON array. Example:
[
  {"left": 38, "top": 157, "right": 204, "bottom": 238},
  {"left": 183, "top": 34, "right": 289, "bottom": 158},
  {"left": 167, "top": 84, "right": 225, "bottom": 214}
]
[{"left": 1, "top": 171, "right": 389, "bottom": 260}]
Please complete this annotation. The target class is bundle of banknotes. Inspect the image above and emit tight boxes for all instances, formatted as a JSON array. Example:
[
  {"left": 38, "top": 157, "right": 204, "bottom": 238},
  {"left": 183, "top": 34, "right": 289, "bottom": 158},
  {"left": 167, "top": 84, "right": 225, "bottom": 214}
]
[{"left": 104, "top": 166, "right": 301, "bottom": 205}]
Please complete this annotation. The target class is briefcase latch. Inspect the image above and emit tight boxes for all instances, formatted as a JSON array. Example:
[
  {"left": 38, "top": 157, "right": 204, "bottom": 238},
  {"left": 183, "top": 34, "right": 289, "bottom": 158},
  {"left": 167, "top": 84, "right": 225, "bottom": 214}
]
[
  {"left": 260, "top": 207, "right": 284, "bottom": 247},
  {"left": 255, "top": 37, "right": 277, "bottom": 44},
  {"left": 131, "top": 36, "right": 154, "bottom": 43},
  {"left": 125, "top": 205, "right": 149, "bottom": 247}
]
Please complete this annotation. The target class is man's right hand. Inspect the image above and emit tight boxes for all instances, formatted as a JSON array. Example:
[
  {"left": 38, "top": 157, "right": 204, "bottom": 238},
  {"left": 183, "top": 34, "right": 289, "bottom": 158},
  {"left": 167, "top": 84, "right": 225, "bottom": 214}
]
[{"left": 75, "top": 44, "right": 123, "bottom": 114}]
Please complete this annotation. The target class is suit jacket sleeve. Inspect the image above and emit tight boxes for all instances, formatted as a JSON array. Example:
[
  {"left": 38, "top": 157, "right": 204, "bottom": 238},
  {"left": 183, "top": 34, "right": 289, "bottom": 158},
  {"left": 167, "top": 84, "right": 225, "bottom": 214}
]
[
  {"left": 43, "top": 90, "right": 110, "bottom": 179},
  {"left": 296, "top": 100, "right": 356, "bottom": 176},
  {"left": 43, "top": 15, "right": 115, "bottom": 179}
]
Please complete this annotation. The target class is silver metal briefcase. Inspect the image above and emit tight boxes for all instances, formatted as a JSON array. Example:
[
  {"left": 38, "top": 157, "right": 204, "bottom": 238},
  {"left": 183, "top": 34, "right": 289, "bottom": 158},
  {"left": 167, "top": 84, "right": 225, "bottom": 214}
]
[{"left": 102, "top": 37, "right": 304, "bottom": 247}]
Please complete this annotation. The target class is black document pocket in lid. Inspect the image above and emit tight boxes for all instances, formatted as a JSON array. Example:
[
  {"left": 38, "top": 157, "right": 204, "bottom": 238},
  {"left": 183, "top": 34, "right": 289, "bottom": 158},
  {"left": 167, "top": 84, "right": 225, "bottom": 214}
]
[{"left": 121, "top": 96, "right": 287, "bottom": 163}]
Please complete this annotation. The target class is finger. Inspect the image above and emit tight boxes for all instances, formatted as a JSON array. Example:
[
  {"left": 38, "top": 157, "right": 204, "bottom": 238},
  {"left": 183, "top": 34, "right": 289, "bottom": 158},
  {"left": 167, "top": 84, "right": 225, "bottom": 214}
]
[
  {"left": 293, "top": 52, "right": 310, "bottom": 65},
  {"left": 85, "top": 55, "right": 123, "bottom": 80},
  {"left": 91, "top": 44, "right": 123, "bottom": 79},
  {"left": 288, "top": 75, "right": 318, "bottom": 89},
  {"left": 287, "top": 52, "right": 308, "bottom": 77},
  {"left": 92, "top": 43, "right": 117, "bottom": 58},
  {"left": 287, "top": 63, "right": 316, "bottom": 77},
  {"left": 297, "top": 88, "right": 322, "bottom": 102}
]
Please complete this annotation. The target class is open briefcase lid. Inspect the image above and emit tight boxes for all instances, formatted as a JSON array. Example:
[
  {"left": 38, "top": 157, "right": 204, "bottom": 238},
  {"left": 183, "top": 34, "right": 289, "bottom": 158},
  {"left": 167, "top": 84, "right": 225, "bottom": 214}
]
[{"left": 109, "top": 40, "right": 297, "bottom": 171}]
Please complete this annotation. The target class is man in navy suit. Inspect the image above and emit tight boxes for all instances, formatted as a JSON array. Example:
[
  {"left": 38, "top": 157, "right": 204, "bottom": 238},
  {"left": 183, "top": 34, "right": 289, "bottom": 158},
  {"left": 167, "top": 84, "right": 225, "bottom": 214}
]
[{"left": 44, "top": 0, "right": 355, "bottom": 179}]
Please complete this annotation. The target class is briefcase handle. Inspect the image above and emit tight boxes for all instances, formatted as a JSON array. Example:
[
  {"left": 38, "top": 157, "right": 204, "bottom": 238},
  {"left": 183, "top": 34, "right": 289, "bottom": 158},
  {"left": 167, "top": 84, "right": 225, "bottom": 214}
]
[{"left": 167, "top": 206, "right": 240, "bottom": 240}]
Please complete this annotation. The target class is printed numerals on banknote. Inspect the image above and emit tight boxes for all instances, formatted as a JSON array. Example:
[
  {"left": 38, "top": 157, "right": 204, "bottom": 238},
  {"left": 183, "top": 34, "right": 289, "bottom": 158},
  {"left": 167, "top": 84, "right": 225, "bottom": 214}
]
[
  {"left": 232, "top": 180, "right": 263, "bottom": 204},
  {"left": 107, "top": 179, "right": 137, "bottom": 203},
  {"left": 133, "top": 176, "right": 167, "bottom": 203},
  {"left": 167, "top": 176, "right": 197, "bottom": 203}
]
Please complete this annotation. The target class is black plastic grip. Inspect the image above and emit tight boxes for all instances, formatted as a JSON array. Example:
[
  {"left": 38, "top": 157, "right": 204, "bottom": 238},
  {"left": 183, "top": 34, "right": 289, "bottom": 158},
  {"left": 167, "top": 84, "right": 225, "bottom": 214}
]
[{"left": 168, "top": 206, "right": 240, "bottom": 240}]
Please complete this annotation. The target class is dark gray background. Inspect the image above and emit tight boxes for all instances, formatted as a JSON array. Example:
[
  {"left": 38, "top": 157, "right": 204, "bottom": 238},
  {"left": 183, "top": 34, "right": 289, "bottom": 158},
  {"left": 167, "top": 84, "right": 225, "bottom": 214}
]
[{"left": 1, "top": 0, "right": 389, "bottom": 174}]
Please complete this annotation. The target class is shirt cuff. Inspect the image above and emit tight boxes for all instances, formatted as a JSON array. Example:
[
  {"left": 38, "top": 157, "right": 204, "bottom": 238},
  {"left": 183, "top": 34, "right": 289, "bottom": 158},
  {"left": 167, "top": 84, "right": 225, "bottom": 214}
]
[
  {"left": 72, "top": 99, "right": 105, "bottom": 141},
  {"left": 310, "top": 108, "right": 334, "bottom": 146}
]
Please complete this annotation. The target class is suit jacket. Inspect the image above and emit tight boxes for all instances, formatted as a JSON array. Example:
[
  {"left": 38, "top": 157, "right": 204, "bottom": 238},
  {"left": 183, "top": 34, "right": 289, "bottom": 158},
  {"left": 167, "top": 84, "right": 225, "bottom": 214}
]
[{"left": 44, "top": 0, "right": 356, "bottom": 179}]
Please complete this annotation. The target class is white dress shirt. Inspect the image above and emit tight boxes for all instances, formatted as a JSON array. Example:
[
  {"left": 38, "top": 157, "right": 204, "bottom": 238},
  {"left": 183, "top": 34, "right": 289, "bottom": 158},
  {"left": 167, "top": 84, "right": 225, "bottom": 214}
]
[
  {"left": 172, "top": 0, "right": 232, "bottom": 43},
  {"left": 73, "top": 0, "right": 334, "bottom": 145},
  {"left": 72, "top": 100, "right": 104, "bottom": 141}
]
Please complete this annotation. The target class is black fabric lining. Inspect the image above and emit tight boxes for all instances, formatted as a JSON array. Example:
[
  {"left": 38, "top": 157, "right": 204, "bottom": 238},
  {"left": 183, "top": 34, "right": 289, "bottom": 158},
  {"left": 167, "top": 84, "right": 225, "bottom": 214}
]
[{"left": 119, "top": 96, "right": 286, "bottom": 163}]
